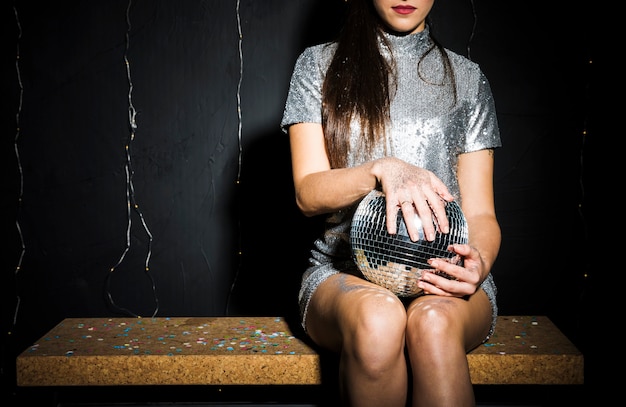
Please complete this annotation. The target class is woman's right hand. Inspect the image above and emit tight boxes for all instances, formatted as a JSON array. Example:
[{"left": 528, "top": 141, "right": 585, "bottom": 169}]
[{"left": 371, "top": 157, "right": 454, "bottom": 242}]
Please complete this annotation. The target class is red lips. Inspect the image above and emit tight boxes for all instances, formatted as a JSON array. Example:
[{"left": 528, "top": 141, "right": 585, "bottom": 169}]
[{"left": 392, "top": 6, "right": 416, "bottom": 15}]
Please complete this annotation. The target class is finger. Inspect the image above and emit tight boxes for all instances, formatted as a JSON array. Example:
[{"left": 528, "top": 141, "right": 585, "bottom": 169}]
[
  {"left": 448, "top": 243, "right": 472, "bottom": 257},
  {"left": 426, "top": 195, "right": 450, "bottom": 235},
  {"left": 399, "top": 201, "right": 427, "bottom": 242},
  {"left": 419, "top": 274, "right": 471, "bottom": 297},
  {"left": 385, "top": 194, "right": 403, "bottom": 235},
  {"left": 417, "top": 280, "right": 452, "bottom": 297},
  {"left": 412, "top": 199, "right": 436, "bottom": 241},
  {"left": 430, "top": 176, "right": 455, "bottom": 201},
  {"left": 430, "top": 255, "right": 482, "bottom": 289}
]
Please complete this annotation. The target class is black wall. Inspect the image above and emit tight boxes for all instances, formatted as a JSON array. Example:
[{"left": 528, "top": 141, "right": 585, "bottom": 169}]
[{"left": 2, "top": 0, "right": 599, "bottom": 400}]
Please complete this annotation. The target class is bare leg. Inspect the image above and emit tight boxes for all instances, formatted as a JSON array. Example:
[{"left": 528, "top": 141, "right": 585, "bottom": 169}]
[
  {"left": 405, "top": 290, "right": 492, "bottom": 407},
  {"left": 306, "top": 273, "right": 409, "bottom": 407}
]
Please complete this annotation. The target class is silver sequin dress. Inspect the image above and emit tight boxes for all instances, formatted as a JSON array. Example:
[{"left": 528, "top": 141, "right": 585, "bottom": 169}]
[{"left": 281, "top": 27, "right": 502, "bottom": 339}]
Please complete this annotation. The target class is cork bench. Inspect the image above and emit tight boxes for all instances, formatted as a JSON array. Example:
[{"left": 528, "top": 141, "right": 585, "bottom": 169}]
[{"left": 16, "top": 315, "right": 583, "bottom": 403}]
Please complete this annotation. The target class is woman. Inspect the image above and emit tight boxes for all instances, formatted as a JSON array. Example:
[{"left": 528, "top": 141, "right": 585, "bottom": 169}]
[{"left": 281, "top": 0, "right": 501, "bottom": 406}]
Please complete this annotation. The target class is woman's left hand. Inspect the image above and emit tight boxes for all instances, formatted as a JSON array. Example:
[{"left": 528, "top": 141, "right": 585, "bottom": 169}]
[{"left": 417, "top": 243, "right": 486, "bottom": 297}]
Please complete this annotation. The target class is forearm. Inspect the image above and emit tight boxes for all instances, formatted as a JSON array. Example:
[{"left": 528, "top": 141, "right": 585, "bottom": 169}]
[
  {"left": 295, "top": 164, "right": 378, "bottom": 217},
  {"left": 466, "top": 213, "right": 501, "bottom": 276}
]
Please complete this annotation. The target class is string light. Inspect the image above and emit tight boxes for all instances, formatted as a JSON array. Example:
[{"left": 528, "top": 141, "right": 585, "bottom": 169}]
[
  {"left": 578, "top": 56, "right": 593, "bottom": 284},
  {"left": 226, "top": 0, "right": 244, "bottom": 315},
  {"left": 236, "top": 0, "right": 243, "bottom": 183},
  {"left": 466, "top": 0, "right": 477, "bottom": 60},
  {"left": 104, "top": 0, "right": 159, "bottom": 318},
  {"left": 11, "top": 4, "right": 24, "bottom": 334}
]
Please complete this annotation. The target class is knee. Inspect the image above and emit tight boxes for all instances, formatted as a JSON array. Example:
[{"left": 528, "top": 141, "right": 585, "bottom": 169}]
[
  {"left": 345, "top": 294, "right": 406, "bottom": 369},
  {"left": 354, "top": 292, "right": 405, "bottom": 336},
  {"left": 405, "top": 300, "right": 459, "bottom": 344}
]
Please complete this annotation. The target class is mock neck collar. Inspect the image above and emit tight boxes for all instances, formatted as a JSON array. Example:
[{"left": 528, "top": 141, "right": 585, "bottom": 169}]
[{"left": 380, "top": 24, "right": 432, "bottom": 56}]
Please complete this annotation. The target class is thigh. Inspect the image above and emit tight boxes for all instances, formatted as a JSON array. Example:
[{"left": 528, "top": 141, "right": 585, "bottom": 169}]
[{"left": 305, "top": 273, "right": 403, "bottom": 352}]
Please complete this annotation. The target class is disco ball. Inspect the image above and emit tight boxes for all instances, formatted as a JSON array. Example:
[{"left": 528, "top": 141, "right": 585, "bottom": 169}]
[{"left": 350, "top": 190, "right": 468, "bottom": 297}]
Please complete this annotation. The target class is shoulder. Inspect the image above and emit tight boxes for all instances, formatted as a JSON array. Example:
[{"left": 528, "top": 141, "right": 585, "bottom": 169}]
[
  {"left": 441, "top": 48, "right": 493, "bottom": 97},
  {"left": 443, "top": 48, "right": 483, "bottom": 76},
  {"left": 294, "top": 42, "right": 337, "bottom": 71}
]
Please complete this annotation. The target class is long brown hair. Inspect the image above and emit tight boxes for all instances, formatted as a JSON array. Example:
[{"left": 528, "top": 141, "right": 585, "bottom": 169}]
[{"left": 321, "top": 0, "right": 456, "bottom": 168}]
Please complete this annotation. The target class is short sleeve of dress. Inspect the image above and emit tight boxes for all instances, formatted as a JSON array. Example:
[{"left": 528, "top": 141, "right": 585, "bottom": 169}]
[
  {"left": 463, "top": 71, "right": 502, "bottom": 153},
  {"left": 280, "top": 45, "right": 329, "bottom": 133}
]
